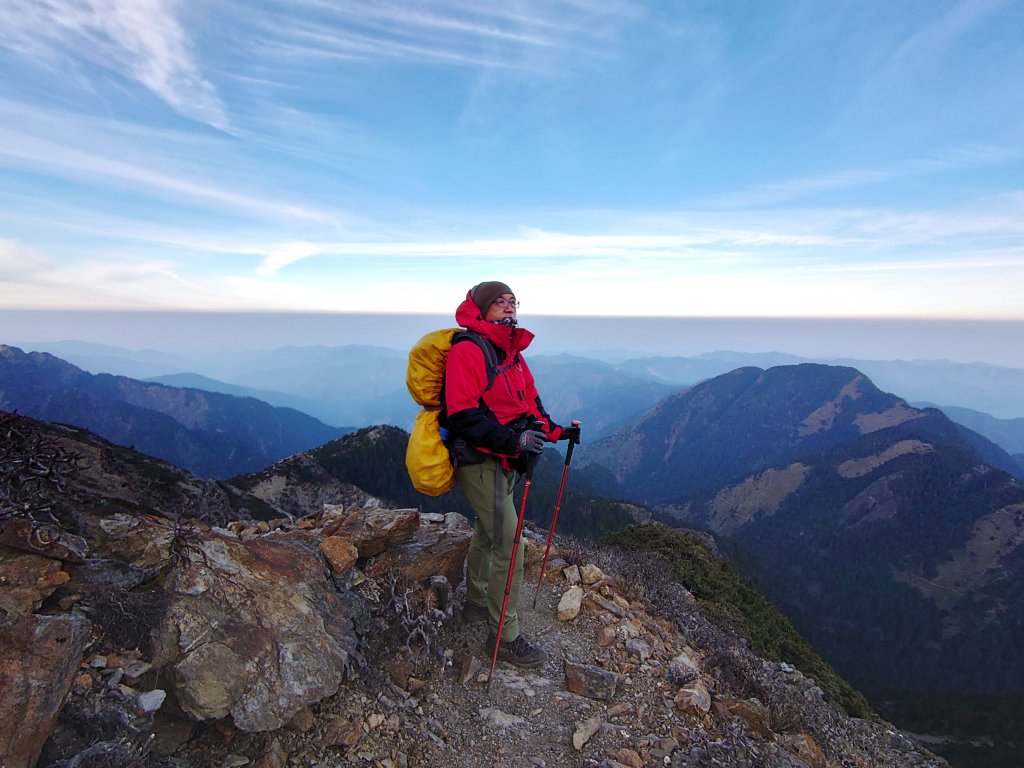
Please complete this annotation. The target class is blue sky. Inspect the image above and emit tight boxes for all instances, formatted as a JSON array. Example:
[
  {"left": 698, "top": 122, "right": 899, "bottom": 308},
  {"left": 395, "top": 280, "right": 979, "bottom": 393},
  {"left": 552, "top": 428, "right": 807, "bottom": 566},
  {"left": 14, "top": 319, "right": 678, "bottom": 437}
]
[{"left": 1, "top": 0, "right": 1022, "bottom": 320}]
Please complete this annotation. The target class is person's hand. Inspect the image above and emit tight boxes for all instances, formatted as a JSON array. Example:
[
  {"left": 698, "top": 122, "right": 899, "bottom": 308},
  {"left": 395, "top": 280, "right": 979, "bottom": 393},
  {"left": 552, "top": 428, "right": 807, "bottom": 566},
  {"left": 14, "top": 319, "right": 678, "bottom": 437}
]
[
  {"left": 559, "top": 424, "right": 581, "bottom": 444},
  {"left": 517, "top": 429, "right": 546, "bottom": 455}
]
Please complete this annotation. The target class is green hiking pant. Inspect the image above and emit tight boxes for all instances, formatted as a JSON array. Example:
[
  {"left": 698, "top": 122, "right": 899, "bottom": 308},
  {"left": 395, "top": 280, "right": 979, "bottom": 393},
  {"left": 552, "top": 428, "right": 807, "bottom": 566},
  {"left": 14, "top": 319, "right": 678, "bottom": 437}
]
[{"left": 457, "top": 458, "right": 522, "bottom": 642}]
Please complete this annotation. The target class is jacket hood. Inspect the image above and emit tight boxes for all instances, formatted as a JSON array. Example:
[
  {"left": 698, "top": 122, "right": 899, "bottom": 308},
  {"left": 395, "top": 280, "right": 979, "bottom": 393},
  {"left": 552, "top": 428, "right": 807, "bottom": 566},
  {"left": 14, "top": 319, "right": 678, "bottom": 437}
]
[{"left": 455, "top": 292, "right": 534, "bottom": 356}]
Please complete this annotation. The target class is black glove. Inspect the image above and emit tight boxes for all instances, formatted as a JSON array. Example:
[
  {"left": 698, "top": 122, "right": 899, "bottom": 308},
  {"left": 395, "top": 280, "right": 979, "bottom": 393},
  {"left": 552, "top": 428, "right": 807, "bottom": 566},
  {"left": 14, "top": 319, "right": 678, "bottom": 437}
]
[
  {"left": 516, "top": 429, "right": 546, "bottom": 455},
  {"left": 559, "top": 424, "right": 581, "bottom": 444}
]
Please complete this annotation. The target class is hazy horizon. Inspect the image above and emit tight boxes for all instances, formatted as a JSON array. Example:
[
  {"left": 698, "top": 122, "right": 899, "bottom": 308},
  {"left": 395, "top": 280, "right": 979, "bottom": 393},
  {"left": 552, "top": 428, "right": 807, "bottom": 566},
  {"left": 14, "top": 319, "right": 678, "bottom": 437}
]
[{"left": 4, "top": 309, "right": 1024, "bottom": 370}]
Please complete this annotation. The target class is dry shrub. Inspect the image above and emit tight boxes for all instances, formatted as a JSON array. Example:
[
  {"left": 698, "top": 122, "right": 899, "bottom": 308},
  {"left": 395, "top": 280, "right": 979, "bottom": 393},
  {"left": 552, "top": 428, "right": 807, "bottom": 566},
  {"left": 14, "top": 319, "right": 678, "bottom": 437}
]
[{"left": 87, "top": 587, "right": 169, "bottom": 655}]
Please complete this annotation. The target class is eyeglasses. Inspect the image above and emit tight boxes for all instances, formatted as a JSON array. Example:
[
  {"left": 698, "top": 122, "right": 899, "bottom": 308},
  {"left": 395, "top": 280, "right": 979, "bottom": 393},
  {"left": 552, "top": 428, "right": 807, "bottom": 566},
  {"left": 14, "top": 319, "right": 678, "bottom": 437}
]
[{"left": 492, "top": 298, "right": 519, "bottom": 309}]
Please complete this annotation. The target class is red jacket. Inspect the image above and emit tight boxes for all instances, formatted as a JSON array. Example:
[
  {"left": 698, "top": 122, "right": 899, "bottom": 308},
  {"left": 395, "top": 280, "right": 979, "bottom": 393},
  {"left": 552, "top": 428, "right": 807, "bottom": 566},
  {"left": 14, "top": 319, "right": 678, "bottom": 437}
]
[{"left": 444, "top": 292, "right": 562, "bottom": 466}]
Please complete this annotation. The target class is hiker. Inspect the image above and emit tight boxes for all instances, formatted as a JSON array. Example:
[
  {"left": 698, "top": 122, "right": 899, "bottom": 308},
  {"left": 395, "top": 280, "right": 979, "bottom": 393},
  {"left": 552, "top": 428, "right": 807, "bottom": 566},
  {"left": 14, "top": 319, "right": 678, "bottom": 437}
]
[{"left": 444, "top": 281, "right": 579, "bottom": 669}]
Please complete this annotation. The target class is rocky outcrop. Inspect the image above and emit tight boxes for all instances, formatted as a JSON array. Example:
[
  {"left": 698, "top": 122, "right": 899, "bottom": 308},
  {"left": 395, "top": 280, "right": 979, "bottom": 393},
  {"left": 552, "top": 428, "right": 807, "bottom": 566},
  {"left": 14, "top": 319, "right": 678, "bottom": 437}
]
[
  {"left": 2, "top": 494, "right": 471, "bottom": 765},
  {"left": 86, "top": 506, "right": 468, "bottom": 733},
  {"left": 0, "top": 613, "right": 91, "bottom": 768}
]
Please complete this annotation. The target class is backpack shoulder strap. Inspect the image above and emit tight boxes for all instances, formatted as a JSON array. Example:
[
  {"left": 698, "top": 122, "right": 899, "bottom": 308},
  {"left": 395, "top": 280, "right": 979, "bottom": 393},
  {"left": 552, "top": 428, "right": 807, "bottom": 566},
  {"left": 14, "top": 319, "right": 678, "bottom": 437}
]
[{"left": 452, "top": 330, "right": 518, "bottom": 391}]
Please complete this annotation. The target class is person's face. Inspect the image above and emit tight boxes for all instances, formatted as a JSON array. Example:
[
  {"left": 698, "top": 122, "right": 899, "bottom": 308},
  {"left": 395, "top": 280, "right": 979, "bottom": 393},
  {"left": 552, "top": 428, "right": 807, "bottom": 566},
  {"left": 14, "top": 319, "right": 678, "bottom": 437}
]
[{"left": 484, "top": 293, "right": 518, "bottom": 323}]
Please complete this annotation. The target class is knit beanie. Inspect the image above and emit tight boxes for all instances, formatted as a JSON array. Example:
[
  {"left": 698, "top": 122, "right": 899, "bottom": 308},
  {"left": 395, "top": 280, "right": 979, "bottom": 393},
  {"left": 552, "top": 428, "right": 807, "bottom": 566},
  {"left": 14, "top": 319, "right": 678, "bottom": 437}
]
[{"left": 470, "top": 281, "right": 514, "bottom": 315}]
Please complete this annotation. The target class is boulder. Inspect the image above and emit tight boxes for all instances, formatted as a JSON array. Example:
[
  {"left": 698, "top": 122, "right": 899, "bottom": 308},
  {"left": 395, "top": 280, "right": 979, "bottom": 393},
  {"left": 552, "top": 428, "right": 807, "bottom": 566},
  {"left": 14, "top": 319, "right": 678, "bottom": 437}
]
[
  {"left": 321, "top": 507, "right": 420, "bottom": 558},
  {"left": 96, "top": 516, "right": 369, "bottom": 732},
  {"left": 320, "top": 536, "right": 358, "bottom": 574},
  {"left": 365, "top": 513, "right": 471, "bottom": 585},
  {"left": 0, "top": 613, "right": 91, "bottom": 768},
  {"left": 0, "top": 517, "right": 88, "bottom": 563},
  {"left": 557, "top": 585, "right": 584, "bottom": 621},
  {"left": 0, "top": 547, "right": 69, "bottom": 613},
  {"left": 563, "top": 564, "right": 581, "bottom": 584},
  {"left": 579, "top": 564, "right": 606, "bottom": 585}
]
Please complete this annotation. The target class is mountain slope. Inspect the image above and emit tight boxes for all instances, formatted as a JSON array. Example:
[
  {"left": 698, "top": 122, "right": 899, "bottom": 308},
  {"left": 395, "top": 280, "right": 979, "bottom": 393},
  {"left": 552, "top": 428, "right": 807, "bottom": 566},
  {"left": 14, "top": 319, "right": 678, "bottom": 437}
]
[
  {"left": 146, "top": 372, "right": 337, "bottom": 422},
  {"left": 920, "top": 402, "right": 1024, "bottom": 456},
  {"left": 577, "top": 364, "right": 1024, "bottom": 705},
  {"left": 0, "top": 411, "right": 277, "bottom": 528},
  {"left": 0, "top": 345, "right": 347, "bottom": 478}
]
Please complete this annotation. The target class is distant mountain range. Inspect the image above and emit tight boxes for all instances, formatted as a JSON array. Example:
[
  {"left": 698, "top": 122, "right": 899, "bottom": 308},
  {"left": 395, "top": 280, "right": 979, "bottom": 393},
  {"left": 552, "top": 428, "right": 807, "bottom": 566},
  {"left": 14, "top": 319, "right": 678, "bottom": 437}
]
[
  {"left": 577, "top": 363, "right": 1024, "bottom": 713},
  {"left": 15, "top": 339, "right": 1024, "bottom": 448},
  {"left": 915, "top": 402, "right": 1024, "bottom": 458},
  {"left": 0, "top": 345, "right": 350, "bottom": 478}
]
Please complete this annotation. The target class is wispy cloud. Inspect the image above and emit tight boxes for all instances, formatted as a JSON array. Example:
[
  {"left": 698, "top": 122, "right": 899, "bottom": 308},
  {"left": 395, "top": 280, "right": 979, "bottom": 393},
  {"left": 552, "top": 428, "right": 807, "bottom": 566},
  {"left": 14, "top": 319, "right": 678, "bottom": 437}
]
[
  {"left": 230, "top": 0, "right": 629, "bottom": 89},
  {"left": 703, "top": 142, "right": 1021, "bottom": 210},
  {"left": 0, "top": 100, "right": 343, "bottom": 223},
  {"left": 0, "top": 238, "right": 52, "bottom": 280},
  {"left": 703, "top": 169, "right": 897, "bottom": 209},
  {"left": 257, "top": 242, "right": 322, "bottom": 276},
  {"left": 0, "top": 0, "right": 226, "bottom": 128},
  {"left": 889, "top": 0, "right": 1007, "bottom": 72}
]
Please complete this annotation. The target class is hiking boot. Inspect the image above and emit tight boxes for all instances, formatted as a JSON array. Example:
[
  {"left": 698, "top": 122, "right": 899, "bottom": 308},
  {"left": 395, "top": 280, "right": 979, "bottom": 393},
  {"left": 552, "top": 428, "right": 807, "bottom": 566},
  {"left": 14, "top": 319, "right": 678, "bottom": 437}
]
[
  {"left": 485, "top": 633, "right": 548, "bottom": 669},
  {"left": 461, "top": 602, "right": 488, "bottom": 625}
]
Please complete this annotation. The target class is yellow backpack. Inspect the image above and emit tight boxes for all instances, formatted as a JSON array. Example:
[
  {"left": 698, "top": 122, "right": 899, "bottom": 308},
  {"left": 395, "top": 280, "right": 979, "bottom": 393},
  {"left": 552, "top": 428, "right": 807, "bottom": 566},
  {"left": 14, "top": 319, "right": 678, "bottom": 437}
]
[
  {"left": 404, "top": 328, "right": 511, "bottom": 496},
  {"left": 405, "top": 328, "right": 460, "bottom": 496}
]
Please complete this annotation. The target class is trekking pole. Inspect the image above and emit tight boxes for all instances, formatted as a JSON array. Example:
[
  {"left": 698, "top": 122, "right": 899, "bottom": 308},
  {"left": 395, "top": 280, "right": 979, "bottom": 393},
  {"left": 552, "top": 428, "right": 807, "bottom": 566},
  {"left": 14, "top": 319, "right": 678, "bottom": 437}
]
[
  {"left": 487, "top": 421, "right": 544, "bottom": 690},
  {"left": 532, "top": 421, "right": 581, "bottom": 609}
]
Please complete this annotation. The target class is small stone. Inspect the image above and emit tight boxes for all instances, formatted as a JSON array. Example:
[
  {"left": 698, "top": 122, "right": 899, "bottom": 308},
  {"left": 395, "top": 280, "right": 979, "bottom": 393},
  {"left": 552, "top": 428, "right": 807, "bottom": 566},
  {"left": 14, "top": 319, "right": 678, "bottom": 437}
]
[
  {"left": 136, "top": 688, "right": 166, "bottom": 714},
  {"left": 607, "top": 703, "right": 631, "bottom": 718},
  {"left": 540, "top": 558, "right": 568, "bottom": 580},
  {"left": 121, "top": 659, "right": 154, "bottom": 681},
  {"left": 778, "top": 733, "right": 826, "bottom": 768},
  {"left": 323, "top": 715, "right": 362, "bottom": 747},
  {"left": 667, "top": 652, "right": 699, "bottom": 686},
  {"left": 596, "top": 626, "right": 617, "bottom": 647},
  {"left": 675, "top": 680, "right": 711, "bottom": 714},
  {"left": 221, "top": 755, "right": 250, "bottom": 767},
  {"left": 579, "top": 564, "right": 605, "bottom": 585},
  {"left": 388, "top": 660, "right": 412, "bottom": 687},
  {"left": 287, "top": 707, "right": 316, "bottom": 733},
  {"left": 320, "top": 536, "right": 359, "bottom": 574},
  {"left": 616, "top": 748, "right": 644, "bottom": 768},
  {"left": 558, "top": 585, "right": 584, "bottom": 620},
  {"left": 153, "top": 715, "right": 196, "bottom": 756},
  {"left": 585, "top": 592, "right": 626, "bottom": 618},
  {"left": 478, "top": 706, "right": 526, "bottom": 728},
  {"left": 563, "top": 565, "right": 581, "bottom": 584},
  {"left": 459, "top": 655, "right": 482, "bottom": 685},
  {"left": 625, "top": 639, "right": 651, "bottom": 662},
  {"left": 573, "top": 714, "right": 603, "bottom": 750},
  {"left": 565, "top": 660, "right": 619, "bottom": 700},
  {"left": 252, "top": 737, "right": 288, "bottom": 768}
]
